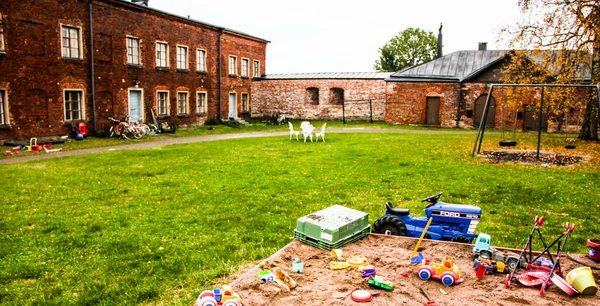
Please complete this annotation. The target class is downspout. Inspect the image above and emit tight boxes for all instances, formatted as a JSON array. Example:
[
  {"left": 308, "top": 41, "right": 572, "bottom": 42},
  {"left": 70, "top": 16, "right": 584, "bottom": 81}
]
[
  {"left": 456, "top": 83, "right": 462, "bottom": 127},
  {"left": 217, "top": 28, "right": 224, "bottom": 120},
  {"left": 88, "top": 0, "right": 97, "bottom": 133}
]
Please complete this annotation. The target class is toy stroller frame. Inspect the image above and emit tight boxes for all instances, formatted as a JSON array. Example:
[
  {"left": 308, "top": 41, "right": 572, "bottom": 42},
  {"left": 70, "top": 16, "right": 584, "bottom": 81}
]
[{"left": 505, "top": 216, "right": 575, "bottom": 288}]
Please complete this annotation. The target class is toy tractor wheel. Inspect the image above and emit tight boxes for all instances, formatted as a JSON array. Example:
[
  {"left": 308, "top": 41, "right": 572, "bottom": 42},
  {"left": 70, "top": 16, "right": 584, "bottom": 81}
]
[
  {"left": 372, "top": 215, "right": 407, "bottom": 236},
  {"left": 480, "top": 250, "right": 493, "bottom": 259},
  {"left": 450, "top": 236, "right": 472, "bottom": 244}
]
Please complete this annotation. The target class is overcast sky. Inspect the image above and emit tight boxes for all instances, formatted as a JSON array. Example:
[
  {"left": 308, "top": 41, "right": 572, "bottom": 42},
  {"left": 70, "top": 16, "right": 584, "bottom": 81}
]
[{"left": 149, "top": 0, "right": 523, "bottom": 74}]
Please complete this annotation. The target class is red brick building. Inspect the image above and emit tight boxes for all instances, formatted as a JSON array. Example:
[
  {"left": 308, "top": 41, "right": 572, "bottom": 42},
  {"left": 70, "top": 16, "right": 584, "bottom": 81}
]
[
  {"left": 251, "top": 72, "right": 392, "bottom": 121},
  {"left": 385, "top": 49, "right": 591, "bottom": 131},
  {"left": 0, "top": 0, "right": 268, "bottom": 142}
]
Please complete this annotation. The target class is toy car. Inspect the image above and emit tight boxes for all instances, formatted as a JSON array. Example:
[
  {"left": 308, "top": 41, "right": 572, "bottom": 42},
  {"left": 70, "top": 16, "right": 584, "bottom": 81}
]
[
  {"left": 411, "top": 253, "right": 463, "bottom": 286},
  {"left": 372, "top": 192, "right": 481, "bottom": 243}
]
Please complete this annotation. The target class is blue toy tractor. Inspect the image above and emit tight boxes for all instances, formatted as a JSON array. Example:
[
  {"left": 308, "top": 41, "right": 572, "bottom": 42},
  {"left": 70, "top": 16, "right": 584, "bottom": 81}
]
[{"left": 372, "top": 192, "right": 482, "bottom": 243}]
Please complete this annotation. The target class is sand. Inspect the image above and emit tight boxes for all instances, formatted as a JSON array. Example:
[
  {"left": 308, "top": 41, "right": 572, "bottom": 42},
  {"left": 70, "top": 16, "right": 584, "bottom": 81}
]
[{"left": 222, "top": 234, "right": 600, "bottom": 306}]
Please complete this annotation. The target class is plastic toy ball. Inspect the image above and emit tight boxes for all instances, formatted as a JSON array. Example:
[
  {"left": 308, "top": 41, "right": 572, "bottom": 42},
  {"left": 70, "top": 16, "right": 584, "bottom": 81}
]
[{"left": 76, "top": 133, "right": 84, "bottom": 140}]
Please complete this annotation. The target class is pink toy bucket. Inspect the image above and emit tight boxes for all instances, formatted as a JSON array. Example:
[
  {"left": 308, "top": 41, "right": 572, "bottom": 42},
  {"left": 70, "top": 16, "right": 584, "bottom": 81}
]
[{"left": 587, "top": 239, "right": 600, "bottom": 262}]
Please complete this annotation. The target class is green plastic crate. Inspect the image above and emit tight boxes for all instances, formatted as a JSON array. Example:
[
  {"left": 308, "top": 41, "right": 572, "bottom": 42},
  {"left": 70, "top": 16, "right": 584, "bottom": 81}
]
[{"left": 294, "top": 205, "right": 370, "bottom": 250}]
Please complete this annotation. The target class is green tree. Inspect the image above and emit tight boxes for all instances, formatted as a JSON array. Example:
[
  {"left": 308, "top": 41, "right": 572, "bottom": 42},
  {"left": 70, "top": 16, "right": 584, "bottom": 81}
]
[
  {"left": 503, "top": 0, "right": 600, "bottom": 140},
  {"left": 374, "top": 27, "right": 437, "bottom": 72}
]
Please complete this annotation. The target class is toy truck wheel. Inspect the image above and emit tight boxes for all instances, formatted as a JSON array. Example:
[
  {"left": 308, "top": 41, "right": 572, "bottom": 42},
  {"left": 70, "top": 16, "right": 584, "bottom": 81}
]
[
  {"left": 441, "top": 273, "right": 455, "bottom": 286},
  {"left": 450, "top": 236, "right": 472, "bottom": 244},
  {"left": 506, "top": 257, "right": 518, "bottom": 270},
  {"left": 417, "top": 267, "right": 432, "bottom": 280},
  {"left": 480, "top": 250, "right": 493, "bottom": 259},
  {"left": 372, "top": 215, "right": 407, "bottom": 236}
]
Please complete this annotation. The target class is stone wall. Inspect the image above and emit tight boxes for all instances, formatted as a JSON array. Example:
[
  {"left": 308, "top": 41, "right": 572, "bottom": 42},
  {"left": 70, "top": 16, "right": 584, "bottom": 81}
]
[{"left": 251, "top": 79, "right": 387, "bottom": 121}]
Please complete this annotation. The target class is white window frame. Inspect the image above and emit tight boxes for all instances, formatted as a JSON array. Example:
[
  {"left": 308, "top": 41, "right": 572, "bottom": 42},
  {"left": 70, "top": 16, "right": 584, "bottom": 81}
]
[
  {"left": 126, "top": 36, "right": 141, "bottom": 65},
  {"left": 177, "top": 45, "right": 188, "bottom": 70},
  {"left": 241, "top": 92, "right": 249, "bottom": 113},
  {"left": 156, "top": 41, "right": 168, "bottom": 68},
  {"left": 177, "top": 91, "right": 188, "bottom": 115},
  {"left": 0, "top": 89, "right": 8, "bottom": 125},
  {"left": 61, "top": 25, "right": 82, "bottom": 59},
  {"left": 196, "top": 48, "right": 206, "bottom": 72},
  {"left": 0, "top": 13, "right": 5, "bottom": 52},
  {"left": 156, "top": 90, "right": 170, "bottom": 116},
  {"left": 196, "top": 91, "right": 207, "bottom": 114},
  {"left": 63, "top": 89, "right": 85, "bottom": 121},
  {"left": 241, "top": 58, "right": 249, "bottom": 77},
  {"left": 253, "top": 60, "right": 260, "bottom": 78},
  {"left": 228, "top": 55, "right": 237, "bottom": 75}
]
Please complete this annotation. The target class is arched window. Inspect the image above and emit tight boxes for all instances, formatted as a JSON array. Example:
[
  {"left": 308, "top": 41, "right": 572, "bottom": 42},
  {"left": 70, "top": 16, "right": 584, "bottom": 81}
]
[
  {"left": 329, "top": 88, "right": 344, "bottom": 104},
  {"left": 305, "top": 87, "right": 319, "bottom": 104}
]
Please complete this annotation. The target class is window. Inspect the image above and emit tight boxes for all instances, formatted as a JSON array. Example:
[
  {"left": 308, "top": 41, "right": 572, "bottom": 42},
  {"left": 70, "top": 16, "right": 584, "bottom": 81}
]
[
  {"left": 329, "top": 88, "right": 344, "bottom": 104},
  {"left": 156, "top": 42, "right": 168, "bottom": 67},
  {"left": 228, "top": 55, "right": 237, "bottom": 75},
  {"left": 241, "top": 58, "right": 249, "bottom": 77},
  {"left": 241, "top": 93, "right": 249, "bottom": 113},
  {"left": 156, "top": 91, "right": 169, "bottom": 115},
  {"left": 306, "top": 87, "right": 319, "bottom": 104},
  {"left": 197, "top": 91, "right": 207, "bottom": 114},
  {"left": 253, "top": 60, "right": 260, "bottom": 78},
  {"left": 177, "top": 45, "right": 188, "bottom": 70},
  {"left": 61, "top": 25, "right": 81, "bottom": 59},
  {"left": 0, "top": 89, "right": 7, "bottom": 125},
  {"left": 127, "top": 37, "right": 140, "bottom": 65},
  {"left": 177, "top": 92, "right": 188, "bottom": 114},
  {"left": 64, "top": 90, "right": 83, "bottom": 121},
  {"left": 196, "top": 49, "right": 206, "bottom": 72},
  {"left": 0, "top": 13, "right": 5, "bottom": 52}
]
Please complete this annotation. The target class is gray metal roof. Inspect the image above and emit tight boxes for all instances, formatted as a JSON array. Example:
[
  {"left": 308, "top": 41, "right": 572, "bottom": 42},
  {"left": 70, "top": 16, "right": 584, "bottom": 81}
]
[
  {"left": 386, "top": 50, "right": 591, "bottom": 83},
  {"left": 387, "top": 50, "right": 508, "bottom": 82},
  {"left": 263, "top": 72, "right": 393, "bottom": 80}
]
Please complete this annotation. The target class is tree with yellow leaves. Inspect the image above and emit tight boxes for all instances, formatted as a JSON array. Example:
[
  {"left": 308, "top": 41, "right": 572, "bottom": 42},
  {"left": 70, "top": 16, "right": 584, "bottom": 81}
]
[{"left": 502, "top": 0, "right": 599, "bottom": 140}]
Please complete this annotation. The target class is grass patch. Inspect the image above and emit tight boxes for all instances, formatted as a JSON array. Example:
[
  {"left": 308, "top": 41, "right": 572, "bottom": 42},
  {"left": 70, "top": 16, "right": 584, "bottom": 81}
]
[{"left": 1, "top": 130, "right": 599, "bottom": 304}]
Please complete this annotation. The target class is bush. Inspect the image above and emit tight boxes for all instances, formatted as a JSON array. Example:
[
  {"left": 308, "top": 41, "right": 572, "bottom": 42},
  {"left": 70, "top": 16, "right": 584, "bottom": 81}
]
[{"left": 204, "top": 117, "right": 221, "bottom": 126}]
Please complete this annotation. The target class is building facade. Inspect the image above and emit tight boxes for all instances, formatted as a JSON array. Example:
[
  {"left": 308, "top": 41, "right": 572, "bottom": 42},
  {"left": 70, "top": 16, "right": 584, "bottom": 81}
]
[{"left": 0, "top": 0, "right": 268, "bottom": 141}]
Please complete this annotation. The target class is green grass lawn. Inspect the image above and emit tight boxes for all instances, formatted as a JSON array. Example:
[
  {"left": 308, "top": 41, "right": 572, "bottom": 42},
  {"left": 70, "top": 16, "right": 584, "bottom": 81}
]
[{"left": 1, "top": 128, "right": 599, "bottom": 305}]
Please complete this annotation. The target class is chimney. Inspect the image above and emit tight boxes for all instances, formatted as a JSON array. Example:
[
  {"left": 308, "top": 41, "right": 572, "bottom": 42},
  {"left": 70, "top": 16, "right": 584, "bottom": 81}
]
[
  {"left": 437, "top": 23, "right": 443, "bottom": 58},
  {"left": 131, "top": 0, "right": 149, "bottom": 6},
  {"left": 478, "top": 42, "right": 488, "bottom": 51}
]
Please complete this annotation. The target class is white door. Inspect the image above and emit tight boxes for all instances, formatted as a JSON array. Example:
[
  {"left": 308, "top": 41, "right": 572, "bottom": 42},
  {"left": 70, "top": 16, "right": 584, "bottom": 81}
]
[
  {"left": 129, "top": 90, "right": 142, "bottom": 123},
  {"left": 229, "top": 93, "right": 237, "bottom": 118}
]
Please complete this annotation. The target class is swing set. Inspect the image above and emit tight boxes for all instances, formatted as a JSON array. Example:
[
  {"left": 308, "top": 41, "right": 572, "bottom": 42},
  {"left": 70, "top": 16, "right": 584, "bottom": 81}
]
[{"left": 471, "top": 83, "right": 600, "bottom": 159}]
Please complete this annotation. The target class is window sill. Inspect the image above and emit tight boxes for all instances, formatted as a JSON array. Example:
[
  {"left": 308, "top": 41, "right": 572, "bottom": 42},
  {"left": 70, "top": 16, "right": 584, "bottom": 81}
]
[
  {"left": 62, "top": 57, "right": 83, "bottom": 62},
  {"left": 0, "top": 124, "right": 12, "bottom": 130},
  {"left": 156, "top": 66, "right": 170, "bottom": 71},
  {"left": 177, "top": 114, "right": 189, "bottom": 118},
  {"left": 177, "top": 69, "right": 189, "bottom": 73},
  {"left": 196, "top": 70, "right": 207, "bottom": 74},
  {"left": 241, "top": 76, "right": 250, "bottom": 79},
  {"left": 196, "top": 112, "right": 207, "bottom": 116},
  {"left": 128, "top": 64, "right": 143, "bottom": 69},
  {"left": 157, "top": 114, "right": 171, "bottom": 119},
  {"left": 241, "top": 111, "right": 250, "bottom": 115},
  {"left": 63, "top": 120, "right": 86, "bottom": 126},
  {"left": 228, "top": 74, "right": 237, "bottom": 78}
]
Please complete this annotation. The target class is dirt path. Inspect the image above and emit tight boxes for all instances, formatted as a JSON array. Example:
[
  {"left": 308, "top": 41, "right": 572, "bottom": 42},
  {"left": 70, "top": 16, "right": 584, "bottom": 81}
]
[{"left": 0, "top": 128, "right": 475, "bottom": 165}]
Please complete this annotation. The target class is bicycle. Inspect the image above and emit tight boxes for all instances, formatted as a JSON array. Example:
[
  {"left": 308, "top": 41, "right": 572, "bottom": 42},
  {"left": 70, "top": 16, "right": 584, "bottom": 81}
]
[{"left": 108, "top": 117, "right": 144, "bottom": 139}]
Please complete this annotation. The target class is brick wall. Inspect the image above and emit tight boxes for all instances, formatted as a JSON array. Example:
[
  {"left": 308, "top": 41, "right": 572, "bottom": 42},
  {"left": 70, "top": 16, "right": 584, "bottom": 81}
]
[
  {"left": 251, "top": 79, "right": 387, "bottom": 121},
  {"left": 385, "top": 82, "right": 460, "bottom": 127}
]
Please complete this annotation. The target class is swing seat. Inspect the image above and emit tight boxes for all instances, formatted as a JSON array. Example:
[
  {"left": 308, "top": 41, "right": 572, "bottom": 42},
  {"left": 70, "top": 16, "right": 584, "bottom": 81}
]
[{"left": 499, "top": 139, "right": 517, "bottom": 147}]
